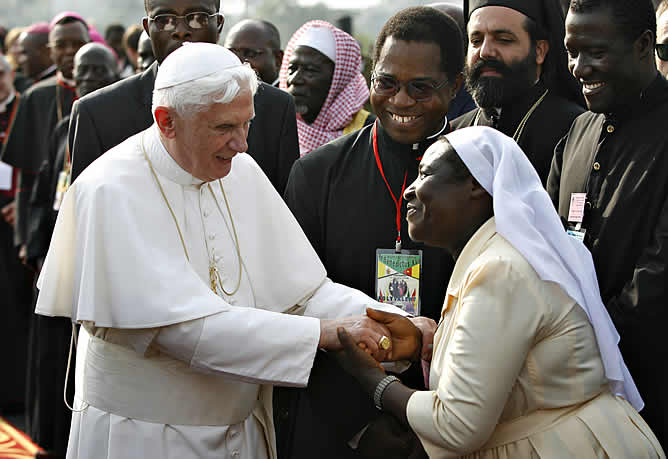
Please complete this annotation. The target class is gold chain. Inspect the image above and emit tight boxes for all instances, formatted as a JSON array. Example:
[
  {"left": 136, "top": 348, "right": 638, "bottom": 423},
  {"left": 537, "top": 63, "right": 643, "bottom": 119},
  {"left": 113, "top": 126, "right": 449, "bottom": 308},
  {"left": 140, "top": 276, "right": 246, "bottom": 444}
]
[
  {"left": 141, "top": 132, "right": 243, "bottom": 296},
  {"left": 473, "top": 89, "right": 549, "bottom": 142}
]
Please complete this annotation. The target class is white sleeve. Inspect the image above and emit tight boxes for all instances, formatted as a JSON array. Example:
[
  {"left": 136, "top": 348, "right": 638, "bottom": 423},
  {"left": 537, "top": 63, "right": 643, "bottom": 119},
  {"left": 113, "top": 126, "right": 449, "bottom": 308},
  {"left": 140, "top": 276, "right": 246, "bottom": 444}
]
[
  {"left": 153, "top": 306, "right": 321, "bottom": 387},
  {"left": 298, "top": 278, "right": 408, "bottom": 319}
]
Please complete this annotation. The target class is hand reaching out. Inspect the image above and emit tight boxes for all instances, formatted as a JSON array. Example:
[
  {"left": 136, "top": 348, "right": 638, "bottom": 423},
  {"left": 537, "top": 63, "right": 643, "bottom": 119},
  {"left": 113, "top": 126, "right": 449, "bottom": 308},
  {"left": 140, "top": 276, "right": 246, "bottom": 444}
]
[{"left": 366, "top": 308, "right": 423, "bottom": 362}]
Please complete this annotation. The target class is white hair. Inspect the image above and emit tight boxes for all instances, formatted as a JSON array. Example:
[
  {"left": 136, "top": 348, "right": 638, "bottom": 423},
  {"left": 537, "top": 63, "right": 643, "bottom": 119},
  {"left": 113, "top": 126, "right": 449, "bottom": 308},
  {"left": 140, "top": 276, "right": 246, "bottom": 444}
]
[{"left": 152, "top": 64, "right": 259, "bottom": 119}]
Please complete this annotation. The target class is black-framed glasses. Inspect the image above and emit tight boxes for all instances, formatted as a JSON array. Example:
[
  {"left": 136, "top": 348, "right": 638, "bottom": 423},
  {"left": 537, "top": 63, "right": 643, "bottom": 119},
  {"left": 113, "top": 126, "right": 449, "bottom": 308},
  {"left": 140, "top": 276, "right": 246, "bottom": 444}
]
[
  {"left": 656, "top": 43, "right": 668, "bottom": 61},
  {"left": 371, "top": 73, "right": 448, "bottom": 101},
  {"left": 147, "top": 12, "right": 221, "bottom": 32},
  {"left": 227, "top": 47, "right": 267, "bottom": 60}
]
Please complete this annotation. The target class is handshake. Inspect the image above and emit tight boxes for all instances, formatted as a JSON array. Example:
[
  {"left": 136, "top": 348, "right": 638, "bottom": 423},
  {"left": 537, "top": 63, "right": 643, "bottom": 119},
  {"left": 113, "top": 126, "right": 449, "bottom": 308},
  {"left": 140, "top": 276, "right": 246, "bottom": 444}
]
[{"left": 318, "top": 308, "right": 437, "bottom": 363}]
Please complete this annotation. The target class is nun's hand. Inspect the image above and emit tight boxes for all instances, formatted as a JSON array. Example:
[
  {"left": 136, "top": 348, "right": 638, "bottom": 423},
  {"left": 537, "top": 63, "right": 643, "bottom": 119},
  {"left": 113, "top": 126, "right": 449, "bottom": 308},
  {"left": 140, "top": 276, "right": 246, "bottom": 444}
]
[
  {"left": 366, "top": 308, "right": 423, "bottom": 362},
  {"left": 334, "top": 327, "right": 385, "bottom": 385}
]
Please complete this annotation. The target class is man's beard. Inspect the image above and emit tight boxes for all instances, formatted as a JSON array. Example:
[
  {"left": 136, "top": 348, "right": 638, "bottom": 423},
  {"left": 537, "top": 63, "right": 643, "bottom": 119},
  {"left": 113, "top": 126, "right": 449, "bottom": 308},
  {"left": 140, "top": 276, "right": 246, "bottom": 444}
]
[{"left": 464, "top": 47, "right": 538, "bottom": 109}]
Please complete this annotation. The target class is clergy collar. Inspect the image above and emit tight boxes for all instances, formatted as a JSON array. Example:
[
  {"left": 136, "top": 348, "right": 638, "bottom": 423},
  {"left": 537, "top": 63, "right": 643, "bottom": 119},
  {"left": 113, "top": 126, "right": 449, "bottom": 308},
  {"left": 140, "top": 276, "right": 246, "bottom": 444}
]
[
  {"left": 0, "top": 90, "right": 15, "bottom": 114},
  {"left": 375, "top": 119, "right": 449, "bottom": 161},
  {"left": 57, "top": 71, "right": 76, "bottom": 90},
  {"left": 36, "top": 64, "right": 57, "bottom": 82},
  {"left": 144, "top": 124, "right": 205, "bottom": 187},
  {"left": 605, "top": 73, "right": 668, "bottom": 122}
]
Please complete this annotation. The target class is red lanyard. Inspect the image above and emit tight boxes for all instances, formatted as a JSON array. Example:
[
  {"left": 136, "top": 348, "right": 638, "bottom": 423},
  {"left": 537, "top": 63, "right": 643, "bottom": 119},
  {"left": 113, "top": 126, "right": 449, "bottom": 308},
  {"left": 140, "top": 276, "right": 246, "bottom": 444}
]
[{"left": 372, "top": 121, "right": 407, "bottom": 251}]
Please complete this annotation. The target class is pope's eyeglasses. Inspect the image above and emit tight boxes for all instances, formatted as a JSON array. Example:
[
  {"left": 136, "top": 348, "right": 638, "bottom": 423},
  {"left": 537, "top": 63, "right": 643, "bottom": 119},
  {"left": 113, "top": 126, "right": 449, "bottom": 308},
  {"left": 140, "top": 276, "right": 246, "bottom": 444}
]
[{"left": 147, "top": 12, "right": 221, "bottom": 32}]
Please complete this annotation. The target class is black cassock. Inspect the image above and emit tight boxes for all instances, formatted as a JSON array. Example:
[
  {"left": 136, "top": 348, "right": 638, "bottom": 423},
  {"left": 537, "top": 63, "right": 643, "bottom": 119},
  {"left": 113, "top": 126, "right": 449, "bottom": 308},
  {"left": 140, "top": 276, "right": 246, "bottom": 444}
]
[
  {"left": 0, "top": 95, "right": 33, "bottom": 413},
  {"left": 277, "top": 122, "right": 455, "bottom": 459},
  {"left": 0, "top": 76, "right": 76, "bottom": 247},
  {"left": 1, "top": 80, "right": 75, "bottom": 455},
  {"left": 451, "top": 80, "right": 584, "bottom": 184}
]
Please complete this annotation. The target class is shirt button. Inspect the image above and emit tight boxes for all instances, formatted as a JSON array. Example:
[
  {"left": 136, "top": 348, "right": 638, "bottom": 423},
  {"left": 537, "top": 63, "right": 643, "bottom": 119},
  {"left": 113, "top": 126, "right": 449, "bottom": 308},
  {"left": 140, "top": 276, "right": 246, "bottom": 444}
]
[
  {"left": 593, "top": 162, "right": 601, "bottom": 171},
  {"left": 203, "top": 210, "right": 210, "bottom": 217},
  {"left": 232, "top": 451, "right": 239, "bottom": 457},
  {"left": 606, "top": 125, "right": 615, "bottom": 133},
  {"left": 208, "top": 234, "right": 216, "bottom": 240}
]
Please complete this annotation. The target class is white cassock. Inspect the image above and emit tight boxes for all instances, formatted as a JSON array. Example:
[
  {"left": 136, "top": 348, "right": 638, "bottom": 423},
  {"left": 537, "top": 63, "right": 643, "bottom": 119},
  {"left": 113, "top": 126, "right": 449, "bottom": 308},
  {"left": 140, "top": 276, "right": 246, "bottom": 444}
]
[{"left": 36, "top": 124, "right": 401, "bottom": 459}]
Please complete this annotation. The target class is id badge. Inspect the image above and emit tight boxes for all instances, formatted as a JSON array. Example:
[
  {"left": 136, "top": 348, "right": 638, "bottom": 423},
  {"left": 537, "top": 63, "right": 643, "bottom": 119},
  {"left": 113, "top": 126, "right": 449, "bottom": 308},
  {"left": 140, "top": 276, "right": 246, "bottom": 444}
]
[
  {"left": 375, "top": 248, "right": 422, "bottom": 315},
  {"left": 568, "top": 193, "right": 587, "bottom": 223},
  {"left": 567, "top": 227, "right": 586, "bottom": 242},
  {"left": 53, "top": 170, "right": 71, "bottom": 211}
]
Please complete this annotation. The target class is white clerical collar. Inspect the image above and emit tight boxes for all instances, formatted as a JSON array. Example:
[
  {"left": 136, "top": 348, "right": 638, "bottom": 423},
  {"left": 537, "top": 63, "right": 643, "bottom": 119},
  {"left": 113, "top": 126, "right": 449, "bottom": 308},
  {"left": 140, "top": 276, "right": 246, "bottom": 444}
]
[
  {"left": 144, "top": 124, "right": 204, "bottom": 187},
  {"left": 0, "top": 90, "right": 15, "bottom": 114}
]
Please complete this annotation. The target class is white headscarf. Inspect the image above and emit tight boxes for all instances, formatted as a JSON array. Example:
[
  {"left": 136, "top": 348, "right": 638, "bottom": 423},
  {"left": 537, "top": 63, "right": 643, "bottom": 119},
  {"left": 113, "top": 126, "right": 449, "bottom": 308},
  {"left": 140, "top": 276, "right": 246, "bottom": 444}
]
[{"left": 445, "top": 126, "right": 643, "bottom": 411}]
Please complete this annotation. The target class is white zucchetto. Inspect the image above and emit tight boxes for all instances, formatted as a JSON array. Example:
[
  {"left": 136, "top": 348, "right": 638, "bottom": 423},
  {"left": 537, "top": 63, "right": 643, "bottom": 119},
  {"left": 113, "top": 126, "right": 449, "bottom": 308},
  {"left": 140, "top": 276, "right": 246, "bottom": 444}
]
[{"left": 154, "top": 42, "right": 245, "bottom": 90}]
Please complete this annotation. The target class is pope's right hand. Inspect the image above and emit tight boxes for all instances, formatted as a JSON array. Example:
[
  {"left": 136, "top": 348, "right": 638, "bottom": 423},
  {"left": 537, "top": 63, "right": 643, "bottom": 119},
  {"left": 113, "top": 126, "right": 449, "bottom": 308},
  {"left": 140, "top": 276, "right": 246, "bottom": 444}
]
[{"left": 319, "top": 315, "right": 392, "bottom": 361}]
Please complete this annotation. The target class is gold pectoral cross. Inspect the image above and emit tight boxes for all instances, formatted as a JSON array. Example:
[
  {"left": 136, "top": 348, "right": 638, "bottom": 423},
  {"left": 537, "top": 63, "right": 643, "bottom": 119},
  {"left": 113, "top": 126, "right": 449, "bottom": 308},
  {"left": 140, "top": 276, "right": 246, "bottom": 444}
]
[{"left": 209, "top": 263, "right": 219, "bottom": 293}]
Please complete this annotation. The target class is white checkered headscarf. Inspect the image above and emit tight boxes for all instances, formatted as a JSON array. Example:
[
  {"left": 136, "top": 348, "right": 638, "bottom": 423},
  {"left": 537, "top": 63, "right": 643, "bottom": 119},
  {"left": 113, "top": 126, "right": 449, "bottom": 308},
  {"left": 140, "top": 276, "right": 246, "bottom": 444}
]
[{"left": 280, "top": 20, "right": 369, "bottom": 155}]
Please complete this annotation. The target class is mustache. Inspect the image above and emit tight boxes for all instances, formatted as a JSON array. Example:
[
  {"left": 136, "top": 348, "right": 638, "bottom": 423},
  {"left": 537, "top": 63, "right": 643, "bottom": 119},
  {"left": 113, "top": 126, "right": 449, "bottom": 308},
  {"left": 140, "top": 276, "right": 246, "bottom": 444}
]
[{"left": 468, "top": 58, "right": 511, "bottom": 80}]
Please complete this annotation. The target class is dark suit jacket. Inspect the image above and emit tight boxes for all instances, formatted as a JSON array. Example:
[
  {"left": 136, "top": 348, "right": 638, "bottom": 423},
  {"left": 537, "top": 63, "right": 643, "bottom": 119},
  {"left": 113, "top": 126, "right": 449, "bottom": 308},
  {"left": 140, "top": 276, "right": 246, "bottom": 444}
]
[{"left": 69, "top": 61, "right": 299, "bottom": 193}]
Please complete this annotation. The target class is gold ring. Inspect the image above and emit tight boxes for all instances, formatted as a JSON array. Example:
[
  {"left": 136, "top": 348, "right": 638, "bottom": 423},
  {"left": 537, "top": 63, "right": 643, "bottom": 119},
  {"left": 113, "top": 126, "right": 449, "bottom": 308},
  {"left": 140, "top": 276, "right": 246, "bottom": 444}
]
[{"left": 378, "top": 335, "right": 391, "bottom": 350}]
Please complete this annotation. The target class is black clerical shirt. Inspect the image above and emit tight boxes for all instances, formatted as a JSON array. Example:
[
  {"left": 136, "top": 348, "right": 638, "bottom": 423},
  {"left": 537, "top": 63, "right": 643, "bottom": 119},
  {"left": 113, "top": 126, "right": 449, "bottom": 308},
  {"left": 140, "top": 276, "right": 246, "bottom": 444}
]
[
  {"left": 452, "top": 80, "right": 583, "bottom": 184},
  {"left": 547, "top": 73, "right": 668, "bottom": 446}
]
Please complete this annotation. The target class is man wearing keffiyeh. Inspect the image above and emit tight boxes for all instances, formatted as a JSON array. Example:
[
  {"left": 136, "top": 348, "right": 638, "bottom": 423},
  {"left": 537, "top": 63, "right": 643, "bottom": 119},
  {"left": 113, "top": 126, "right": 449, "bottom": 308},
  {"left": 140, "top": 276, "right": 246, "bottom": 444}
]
[{"left": 280, "top": 20, "right": 373, "bottom": 156}]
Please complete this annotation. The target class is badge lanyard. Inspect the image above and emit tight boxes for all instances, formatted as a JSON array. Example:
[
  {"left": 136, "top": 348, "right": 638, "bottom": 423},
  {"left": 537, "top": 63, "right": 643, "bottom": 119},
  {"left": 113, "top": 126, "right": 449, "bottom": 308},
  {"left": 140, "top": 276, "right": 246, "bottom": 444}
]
[{"left": 373, "top": 121, "right": 407, "bottom": 252}]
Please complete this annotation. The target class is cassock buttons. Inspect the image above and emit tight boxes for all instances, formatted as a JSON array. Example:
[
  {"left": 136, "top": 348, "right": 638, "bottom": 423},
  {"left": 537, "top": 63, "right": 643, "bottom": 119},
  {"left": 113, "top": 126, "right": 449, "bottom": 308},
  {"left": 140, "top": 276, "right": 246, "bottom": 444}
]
[
  {"left": 606, "top": 125, "right": 615, "bottom": 134},
  {"left": 209, "top": 234, "right": 216, "bottom": 240},
  {"left": 203, "top": 210, "right": 210, "bottom": 217},
  {"left": 593, "top": 162, "right": 601, "bottom": 171}
]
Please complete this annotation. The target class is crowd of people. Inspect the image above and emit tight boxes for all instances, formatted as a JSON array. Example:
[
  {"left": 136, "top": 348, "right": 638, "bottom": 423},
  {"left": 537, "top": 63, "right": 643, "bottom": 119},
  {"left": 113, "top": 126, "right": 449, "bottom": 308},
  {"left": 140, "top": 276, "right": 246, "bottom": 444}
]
[{"left": 1, "top": 0, "right": 668, "bottom": 457}]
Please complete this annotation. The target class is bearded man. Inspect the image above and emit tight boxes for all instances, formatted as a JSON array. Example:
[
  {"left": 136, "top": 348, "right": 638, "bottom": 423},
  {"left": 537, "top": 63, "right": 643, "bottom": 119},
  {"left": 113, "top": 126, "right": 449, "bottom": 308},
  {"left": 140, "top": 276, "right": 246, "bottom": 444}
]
[{"left": 453, "top": 0, "right": 584, "bottom": 183}]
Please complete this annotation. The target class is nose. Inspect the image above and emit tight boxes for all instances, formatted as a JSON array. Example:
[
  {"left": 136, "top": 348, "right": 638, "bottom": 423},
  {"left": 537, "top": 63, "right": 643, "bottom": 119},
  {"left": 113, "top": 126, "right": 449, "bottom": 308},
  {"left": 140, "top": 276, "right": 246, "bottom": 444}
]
[
  {"left": 388, "top": 83, "right": 416, "bottom": 107},
  {"left": 171, "top": 19, "right": 192, "bottom": 40},
  {"left": 478, "top": 36, "right": 498, "bottom": 61},
  {"left": 570, "top": 53, "right": 591, "bottom": 80},
  {"left": 403, "top": 179, "right": 417, "bottom": 202},
  {"left": 229, "top": 126, "right": 249, "bottom": 153},
  {"left": 287, "top": 67, "right": 304, "bottom": 87}
]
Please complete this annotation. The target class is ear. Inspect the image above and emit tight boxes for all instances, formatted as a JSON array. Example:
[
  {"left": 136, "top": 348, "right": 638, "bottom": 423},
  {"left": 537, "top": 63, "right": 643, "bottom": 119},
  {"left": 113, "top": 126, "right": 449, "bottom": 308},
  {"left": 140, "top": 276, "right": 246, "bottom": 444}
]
[
  {"left": 470, "top": 176, "right": 489, "bottom": 199},
  {"left": 635, "top": 29, "right": 654, "bottom": 61},
  {"left": 217, "top": 14, "right": 225, "bottom": 35},
  {"left": 142, "top": 17, "right": 150, "bottom": 36},
  {"left": 535, "top": 39, "right": 549, "bottom": 66},
  {"left": 274, "top": 49, "right": 284, "bottom": 70},
  {"left": 450, "top": 73, "right": 464, "bottom": 100},
  {"left": 154, "top": 106, "right": 177, "bottom": 138}
]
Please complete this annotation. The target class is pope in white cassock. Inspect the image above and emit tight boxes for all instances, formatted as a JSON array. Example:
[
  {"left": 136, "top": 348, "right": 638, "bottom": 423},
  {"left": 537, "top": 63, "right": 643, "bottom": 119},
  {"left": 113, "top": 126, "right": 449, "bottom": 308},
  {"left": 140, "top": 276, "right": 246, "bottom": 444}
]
[{"left": 35, "top": 43, "right": 425, "bottom": 459}]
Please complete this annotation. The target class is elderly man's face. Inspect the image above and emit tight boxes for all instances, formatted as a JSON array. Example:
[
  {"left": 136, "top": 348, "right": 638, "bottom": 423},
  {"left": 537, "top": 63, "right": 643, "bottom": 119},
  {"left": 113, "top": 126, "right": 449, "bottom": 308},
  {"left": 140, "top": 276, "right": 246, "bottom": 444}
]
[
  {"left": 565, "top": 6, "right": 643, "bottom": 113},
  {"left": 656, "top": 11, "right": 668, "bottom": 77},
  {"left": 286, "top": 45, "right": 334, "bottom": 124},
  {"left": 48, "top": 22, "right": 90, "bottom": 79},
  {"left": 371, "top": 37, "right": 456, "bottom": 145},
  {"left": 172, "top": 90, "right": 254, "bottom": 180},
  {"left": 73, "top": 46, "right": 119, "bottom": 98},
  {"left": 143, "top": 0, "right": 224, "bottom": 64},
  {"left": 465, "top": 6, "right": 545, "bottom": 109}
]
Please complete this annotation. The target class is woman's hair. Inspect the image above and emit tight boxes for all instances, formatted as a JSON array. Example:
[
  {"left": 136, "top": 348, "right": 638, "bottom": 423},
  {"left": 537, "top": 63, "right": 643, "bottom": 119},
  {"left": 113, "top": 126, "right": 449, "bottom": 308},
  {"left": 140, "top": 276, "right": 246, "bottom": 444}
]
[{"left": 152, "top": 64, "right": 258, "bottom": 119}]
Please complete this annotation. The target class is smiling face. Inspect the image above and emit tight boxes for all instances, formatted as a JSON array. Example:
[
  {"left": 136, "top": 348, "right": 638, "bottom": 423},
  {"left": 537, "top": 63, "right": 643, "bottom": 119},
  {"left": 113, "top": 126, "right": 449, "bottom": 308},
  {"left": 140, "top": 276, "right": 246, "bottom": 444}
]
[
  {"left": 48, "top": 21, "right": 90, "bottom": 79},
  {"left": 161, "top": 90, "right": 254, "bottom": 181},
  {"left": 565, "top": 7, "right": 646, "bottom": 113},
  {"left": 403, "top": 140, "right": 475, "bottom": 252},
  {"left": 285, "top": 45, "right": 334, "bottom": 124},
  {"left": 465, "top": 6, "right": 546, "bottom": 109},
  {"left": 143, "top": 0, "right": 223, "bottom": 64},
  {"left": 371, "top": 37, "right": 456, "bottom": 145}
]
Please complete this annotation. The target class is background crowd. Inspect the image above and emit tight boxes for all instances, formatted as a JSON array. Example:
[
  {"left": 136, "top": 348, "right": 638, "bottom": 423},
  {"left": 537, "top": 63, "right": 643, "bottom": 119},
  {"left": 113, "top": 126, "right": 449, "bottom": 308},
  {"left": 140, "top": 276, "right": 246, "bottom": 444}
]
[{"left": 1, "top": 0, "right": 668, "bottom": 457}]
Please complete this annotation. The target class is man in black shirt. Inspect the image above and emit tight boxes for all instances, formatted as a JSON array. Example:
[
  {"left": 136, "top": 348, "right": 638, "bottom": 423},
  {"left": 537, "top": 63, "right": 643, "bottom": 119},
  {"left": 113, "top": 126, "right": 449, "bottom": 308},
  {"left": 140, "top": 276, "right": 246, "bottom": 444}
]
[
  {"left": 453, "top": 0, "right": 584, "bottom": 183},
  {"left": 547, "top": 0, "right": 667, "bottom": 446},
  {"left": 279, "top": 8, "right": 462, "bottom": 459}
]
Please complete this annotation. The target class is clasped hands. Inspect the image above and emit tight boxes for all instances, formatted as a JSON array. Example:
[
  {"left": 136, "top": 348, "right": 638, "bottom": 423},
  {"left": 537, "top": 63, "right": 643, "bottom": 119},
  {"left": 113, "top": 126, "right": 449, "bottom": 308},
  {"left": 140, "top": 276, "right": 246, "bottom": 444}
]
[{"left": 319, "top": 308, "right": 436, "bottom": 363}]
